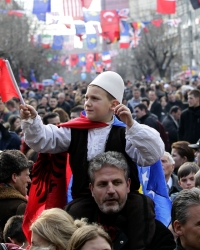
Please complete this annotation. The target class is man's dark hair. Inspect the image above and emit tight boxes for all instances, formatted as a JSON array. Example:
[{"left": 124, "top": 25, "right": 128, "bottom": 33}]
[
  {"left": 171, "top": 188, "right": 200, "bottom": 229},
  {"left": 70, "top": 105, "right": 84, "bottom": 113},
  {"left": 134, "top": 103, "right": 148, "bottom": 113},
  {"left": 12, "top": 97, "right": 20, "bottom": 104},
  {"left": 177, "top": 162, "right": 199, "bottom": 180},
  {"left": 169, "top": 106, "right": 181, "bottom": 114},
  {"left": 188, "top": 89, "right": 200, "bottom": 98},
  {"left": 3, "top": 215, "right": 26, "bottom": 244},
  {"left": 43, "top": 112, "right": 59, "bottom": 125},
  {"left": 141, "top": 97, "right": 150, "bottom": 107},
  {"left": 6, "top": 100, "right": 15, "bottom": 108},
  {"left": 37, "top": 105, "right": 47, "bottom": 111}
]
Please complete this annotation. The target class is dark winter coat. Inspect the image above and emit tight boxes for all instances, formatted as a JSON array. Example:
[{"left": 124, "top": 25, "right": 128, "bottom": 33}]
[
  {"left": 162, "top": 115, "right": 178, "bottom": 147},
  {"left": 178, "top": 106, "right": 200, "bottom": 144},
  {"left": 66, "top": 193, "right": 175, "bottom": 250},
  {"left": 150, "top": 100, "right": 162, "bottom": 121},
  {"left": 0, "top": 186, "right": 27, "bottom": 241}
]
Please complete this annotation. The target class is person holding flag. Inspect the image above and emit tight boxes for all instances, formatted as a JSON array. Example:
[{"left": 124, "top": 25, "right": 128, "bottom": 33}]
[{"left": 20, "top": 71, "right": 165, "bottom": 249}]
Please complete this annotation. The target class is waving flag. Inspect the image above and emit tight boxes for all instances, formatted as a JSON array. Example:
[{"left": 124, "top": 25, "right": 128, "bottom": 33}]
[
  {"left": 32, "top": 0, "right": 50, "bottom": 21},
  {"left": 102, "top": 51, "right": 111, "bottom": 70},
  {"left": 75, "top": 24, "right": 86, "bottom": 40},
  {"left": 84, "top": 11, "right": 100, "bottom": 22},
  {"left": 63, "top": 0, "right": 93, "bottom": 20},
  {"left": 41, "top": 34, "right": 52, "bottom": 49},
  {"left": 86, "top": 34, "right": 97, "bottom": 49},
  {"left": 119, "top": 20, "right": 130, "bottom": 49},
  {"left": 78, "top": 54, "right": 86, "bottom": 66},
  {"left": 117, "top": 8, "right": 129, "bottom": 20},
  {"left": 69, "top": 54, "right": 78, "bottom": 67},
  {"left": 101, "top": 10, "right": 120, "bottom": 43},
  {"left": 52, "top": 35, "right": 64, "bottom": 50},
  {"left": 138, "top": 160, "right": 172, "bottom": 227},
  {"left": 0, "top": 59, "right": 20, "bottom": 102},
  {"left": 86, "top": 53, "right": 94, "bottom": 72},
  {"left": 167, "top": 18, "right": 181, "bottom": 27},
  {"left": 129, "top": 30, "right": 141, "bottom": 48},
  {"left": 157, "top": 0, "right": 176, "bottom": 14},
  {"left": 190, "top": 0, "right": 200, "bottom": 9}
]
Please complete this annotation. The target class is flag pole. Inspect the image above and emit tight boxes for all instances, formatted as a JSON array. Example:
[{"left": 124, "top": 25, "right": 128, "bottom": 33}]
[{"left": 5, "top": 60, "right": 25, "bottom": 105}]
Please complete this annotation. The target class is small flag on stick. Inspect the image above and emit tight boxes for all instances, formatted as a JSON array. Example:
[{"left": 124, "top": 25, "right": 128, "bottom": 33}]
[{"left": 0, "top": 58, "right": 25, "bottom": 104}]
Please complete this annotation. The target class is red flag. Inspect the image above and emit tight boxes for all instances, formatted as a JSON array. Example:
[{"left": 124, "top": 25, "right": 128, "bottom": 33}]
[
  {"left": 0, "top": 59, "right": 20, "bottom": 102},
  {"left": 100, "top": 10, "right": 120, "bottom": 43},
  {"left": 69, "top": 54, "right": 78, "bottom": 67},
  {"left": 5, "top": 0, "right": 11, "bottom": 2},
  {"left": 22, "top": 114, "right": 107, "bottom": 243},
  {"left": 86, "top": 53, "right": 94, "bottom": 72},
  {"left": 151, "top": 19, "right": 163, "bottom": 27},
  {"left": 157, "top": 0, "right": 176, "bottom": 14}
]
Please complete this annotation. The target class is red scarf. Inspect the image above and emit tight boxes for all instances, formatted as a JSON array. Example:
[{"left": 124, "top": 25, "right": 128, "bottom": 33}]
[{"left": 23, "top": 116, "right": 108, "bottom": 243}]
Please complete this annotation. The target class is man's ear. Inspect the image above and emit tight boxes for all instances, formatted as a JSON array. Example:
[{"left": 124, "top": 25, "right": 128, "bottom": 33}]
[
  {"left": 89, "top": 183, "right": 94, "bottom": 197},
  {"left": 173, "top": 220, "right": 184, "bottom": 236},
  {"left": 11, "top": 173, "right": 18, "bottom": 183}
]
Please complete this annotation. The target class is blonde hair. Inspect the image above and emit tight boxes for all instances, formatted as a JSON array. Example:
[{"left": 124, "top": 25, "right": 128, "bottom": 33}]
[
  {"left": 30, "top": 208, "right": 86, "bottom": 250},
  {"left": 67, "top": 223, "right": 113, "bottom": 250}
]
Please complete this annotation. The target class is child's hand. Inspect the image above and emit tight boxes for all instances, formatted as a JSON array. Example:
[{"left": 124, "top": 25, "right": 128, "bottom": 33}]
[
  {"left": 20, "top": 104, "right": 37, "bottom": 120},
  {"left": 114, "top": 104, "right": 134, "bottom": 128}
]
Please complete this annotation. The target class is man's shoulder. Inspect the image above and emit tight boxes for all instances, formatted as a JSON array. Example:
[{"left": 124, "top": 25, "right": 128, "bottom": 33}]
[{"left": 150, "top": 220, "right": 176, "bottom": 250}]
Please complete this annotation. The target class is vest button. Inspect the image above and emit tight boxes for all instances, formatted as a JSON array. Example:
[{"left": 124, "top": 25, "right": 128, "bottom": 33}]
[{"left": 120, "top": 241, "right": 124, "bottom": 244}]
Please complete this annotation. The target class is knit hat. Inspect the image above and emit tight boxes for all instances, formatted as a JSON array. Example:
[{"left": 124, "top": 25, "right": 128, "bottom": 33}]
[
  {"left": 0, "top": 150, "right": 33, "bottom": 182},
  {"left": 89, "top": 71, "right": 124, "bottom": 103}
]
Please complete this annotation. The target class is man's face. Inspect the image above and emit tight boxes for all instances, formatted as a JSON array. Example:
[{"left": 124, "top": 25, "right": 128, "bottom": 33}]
[
  {"left": 90, "top": 165, "right": 131, "bottom": 214},
  {"left": 178, "top": 172, "right": 196, "bottom": 190},
  {"left": 173, "top": 109, "right": 181, "bottom": 120},
  {"left": 47, "top": 116, "right": 60, "bottom": 125},
  {"left": 58, "top": 94, "right": 65, "bottom": 104},
  {"left": 188, "top": 94, "right": 200, "bottom": 108},
  {"left": 134, "top": 108, "right": 146, "bottom": 119},
  {"left": 161, "top": 155, "right": 174, "bottom": 180},
  {"left": 195, "top": 148, "right": 200, "bottom": 167},
  {"left": 148, "top": 91, "right": 156, "bottom": 102},
  {"left": 169, "top": 94, "right": 176, "bottom": 102},
  {"left": 174, "top": 205, "right": 200, "bottom": 250},
  {"left": 133, "top": 90, "right": 140, "bottom": 100},
  {"left": 13, "top": 168, "right": 31, "bottom": 196},
  {"left": 49, "top": 98, "right": 58, "bottom": 108}
]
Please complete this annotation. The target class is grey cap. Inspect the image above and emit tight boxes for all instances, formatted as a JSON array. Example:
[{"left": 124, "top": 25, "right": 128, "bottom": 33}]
[{"left": 188, "top": 139, "right": 200, "bottom": 149}]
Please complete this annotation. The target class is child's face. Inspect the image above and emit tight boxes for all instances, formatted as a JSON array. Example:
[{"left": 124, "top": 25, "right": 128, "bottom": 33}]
[
  {"left": 84, "top": 86, "right": 115, "bottom": 122},
  {"left": 178, "top": 172, "right": 195, "bottom": 190}
]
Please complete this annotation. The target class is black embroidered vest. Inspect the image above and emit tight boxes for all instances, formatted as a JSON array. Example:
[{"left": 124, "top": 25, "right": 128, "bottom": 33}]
[{"left": 68, "top": 126, "right": 140, "bottom": 198}]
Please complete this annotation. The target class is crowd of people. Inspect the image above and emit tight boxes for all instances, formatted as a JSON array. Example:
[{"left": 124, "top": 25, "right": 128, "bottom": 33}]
[{"left": 0, "top": 71, "right": 200, "bottom": 250}]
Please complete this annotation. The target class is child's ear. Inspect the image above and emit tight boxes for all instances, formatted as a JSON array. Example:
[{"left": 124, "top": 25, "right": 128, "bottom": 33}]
[{"left": 111, "top": 99, "right": 119, "bottom": 108}]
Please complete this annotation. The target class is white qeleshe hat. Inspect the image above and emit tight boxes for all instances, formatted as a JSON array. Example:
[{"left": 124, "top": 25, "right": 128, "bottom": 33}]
[{"left": 89, "top": 71, "right": 124, "bottom": 103}]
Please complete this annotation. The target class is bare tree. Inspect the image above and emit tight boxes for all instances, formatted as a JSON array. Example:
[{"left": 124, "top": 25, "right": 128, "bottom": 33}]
[{"left": 131, "top": 24, "right": 181, "bottom": 79}]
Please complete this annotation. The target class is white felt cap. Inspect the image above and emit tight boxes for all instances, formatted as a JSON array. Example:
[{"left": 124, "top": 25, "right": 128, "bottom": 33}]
[{"left": 89, "top": 71, "right": 124, "bottom": 103}]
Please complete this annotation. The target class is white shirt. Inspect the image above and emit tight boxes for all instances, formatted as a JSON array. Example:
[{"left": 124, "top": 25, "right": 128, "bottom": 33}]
[{"left": 21, "top": 115, "right": 165, "bottom": 167}]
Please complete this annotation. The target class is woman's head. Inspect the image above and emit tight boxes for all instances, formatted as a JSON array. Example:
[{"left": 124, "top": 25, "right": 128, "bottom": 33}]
[
  {"left": 8, "top": 115, "right": 21, "bottom": 131},
  {"left": 67, "top": 224, "right": 112, "bottom": 250},
  {"left": 171, "top": 141, "right": 195, "bottom": 169},
  {"left": 30, "top": 208, "right": 78, "bottom": 250}
]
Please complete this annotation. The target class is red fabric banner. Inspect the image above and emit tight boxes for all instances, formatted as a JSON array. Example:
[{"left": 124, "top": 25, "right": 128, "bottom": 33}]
[
  {"left": 157, "top": 0, "right": 176, "bottom": 14},
  {"left": 100, "top": 10, "right": 120, "bottom": 43},
  {"left": 0, "top": 59, "right": 20, "bottom": 102}
]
